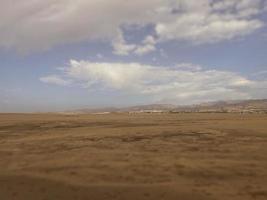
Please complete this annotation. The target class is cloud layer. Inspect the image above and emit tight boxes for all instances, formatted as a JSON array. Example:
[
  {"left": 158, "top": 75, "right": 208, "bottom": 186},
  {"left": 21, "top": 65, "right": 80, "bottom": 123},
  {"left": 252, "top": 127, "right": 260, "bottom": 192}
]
[
  {"left": 40, "top": 75, "right": 72, "bottom": 86},
  {"left": 0, "top": 0, "right": 266, "bottom": 53},
  {"left": 40, "top": 60, "right": 267, "bottom": 104}
]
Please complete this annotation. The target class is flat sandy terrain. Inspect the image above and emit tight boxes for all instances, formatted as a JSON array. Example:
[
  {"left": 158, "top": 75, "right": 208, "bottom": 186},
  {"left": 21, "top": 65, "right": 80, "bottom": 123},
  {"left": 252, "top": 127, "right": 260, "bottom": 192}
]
[{"left": 0, "top": 113, "right": 267, "bottom": 200}]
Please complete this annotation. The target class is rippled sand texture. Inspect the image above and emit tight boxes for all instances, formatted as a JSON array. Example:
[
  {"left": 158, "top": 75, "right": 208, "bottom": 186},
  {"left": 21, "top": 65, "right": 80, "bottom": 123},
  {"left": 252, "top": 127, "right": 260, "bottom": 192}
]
[{"left": 0, "top": 113, "right": 267, "bottom": 200}]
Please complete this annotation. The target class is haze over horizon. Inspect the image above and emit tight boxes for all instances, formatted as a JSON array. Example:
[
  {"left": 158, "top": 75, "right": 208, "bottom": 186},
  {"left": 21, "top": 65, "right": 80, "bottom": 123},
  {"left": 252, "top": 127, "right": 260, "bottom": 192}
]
[{"left": 1, "top": 0, "right": 267, "bottom": 112}]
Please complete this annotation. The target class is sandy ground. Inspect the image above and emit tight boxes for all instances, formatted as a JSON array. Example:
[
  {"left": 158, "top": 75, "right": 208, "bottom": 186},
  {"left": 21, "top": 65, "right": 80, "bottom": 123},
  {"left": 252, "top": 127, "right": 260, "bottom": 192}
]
[{"left": 0, "top": 113, "right": 267, "bottom": 200}]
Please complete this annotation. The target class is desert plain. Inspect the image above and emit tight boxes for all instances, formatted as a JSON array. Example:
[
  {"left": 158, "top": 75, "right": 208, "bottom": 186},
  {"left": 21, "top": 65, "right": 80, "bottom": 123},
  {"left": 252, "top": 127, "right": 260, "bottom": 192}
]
[{"left": 0, "top": 113, "right": 267, "bottom": 200}]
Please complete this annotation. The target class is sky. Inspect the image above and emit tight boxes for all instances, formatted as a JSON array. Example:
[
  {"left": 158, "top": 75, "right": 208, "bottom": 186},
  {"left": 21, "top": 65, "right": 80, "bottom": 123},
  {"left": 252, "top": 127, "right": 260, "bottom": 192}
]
[{"left": 0, "top": 0, "right": 267, "bottom": 112}]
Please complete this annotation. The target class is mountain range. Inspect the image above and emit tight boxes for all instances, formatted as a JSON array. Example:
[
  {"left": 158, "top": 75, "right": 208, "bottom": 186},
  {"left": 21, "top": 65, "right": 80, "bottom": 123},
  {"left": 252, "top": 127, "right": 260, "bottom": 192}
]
[{"left": 67, "top": 99, "right": 267, "bottom": 114}]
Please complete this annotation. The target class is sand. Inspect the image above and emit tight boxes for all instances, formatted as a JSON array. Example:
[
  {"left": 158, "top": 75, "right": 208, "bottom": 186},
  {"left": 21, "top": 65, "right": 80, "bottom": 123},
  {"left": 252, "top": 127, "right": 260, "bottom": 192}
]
[{"left": 0, "top": 113, "right": 267, "bottom": 200}]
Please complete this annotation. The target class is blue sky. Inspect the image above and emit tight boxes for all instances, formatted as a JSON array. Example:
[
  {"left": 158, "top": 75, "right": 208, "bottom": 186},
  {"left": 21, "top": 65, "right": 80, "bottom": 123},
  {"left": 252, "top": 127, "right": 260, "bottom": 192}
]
[{"left": 0, "top": 0, "right": 267, "bottom": 112}]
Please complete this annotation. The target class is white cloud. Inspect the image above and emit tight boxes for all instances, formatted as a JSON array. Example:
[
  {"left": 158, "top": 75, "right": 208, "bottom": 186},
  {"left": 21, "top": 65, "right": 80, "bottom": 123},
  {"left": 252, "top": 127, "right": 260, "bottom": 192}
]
[
  {"left": 175, "top": 63, "right": 202, "bottom": 71},
  {"left": 254, "top": 70, "right": 267, "bottom": 76},
  {"left": 156, "top": 18, "right": 263, "bottom": 44},
  {"left": 0, "top": 0, "right": 161, "bottom": 53},
  {"left": 212, "top": 0, "right": 263, "bottom": 17},
  {"left": 155, "top": 0, "right": 265, "bottom": 44},
  {"left": 112, "top": 31, "right": 156, "bottom": 56},
  {"left": 0, "top": 0, "right": 265, "bottom": 53},
  {"left": 40, "top": 60, "right": 267, "bottom": 104},
  {"left": 40, "top": 75, "right": 71, "bottom": 86},
  {"left": 112, "top": 30, "right": 137, "bottom": 55},
  {"left": 252, "top": 70, "right": 267, "bottom": 80},
  {"left": 134, "top": 36, "right": 157, "bottom": 55}
]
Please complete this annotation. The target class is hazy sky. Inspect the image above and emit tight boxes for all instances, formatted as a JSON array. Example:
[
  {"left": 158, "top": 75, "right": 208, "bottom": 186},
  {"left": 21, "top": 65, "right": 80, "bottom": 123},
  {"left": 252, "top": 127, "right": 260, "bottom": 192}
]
[{"left": 1, "top": 0, "right": 267, "bottom": 112}]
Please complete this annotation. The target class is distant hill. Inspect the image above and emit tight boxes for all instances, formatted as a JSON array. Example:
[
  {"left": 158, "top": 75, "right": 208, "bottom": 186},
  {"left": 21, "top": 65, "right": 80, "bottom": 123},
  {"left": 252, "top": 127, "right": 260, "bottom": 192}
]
[
  {"left": 67, "top": 99, "right": 267, "bottom": 114},
  {"left": 172, "top": 99, "right": 267, "bottom": 113}
]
